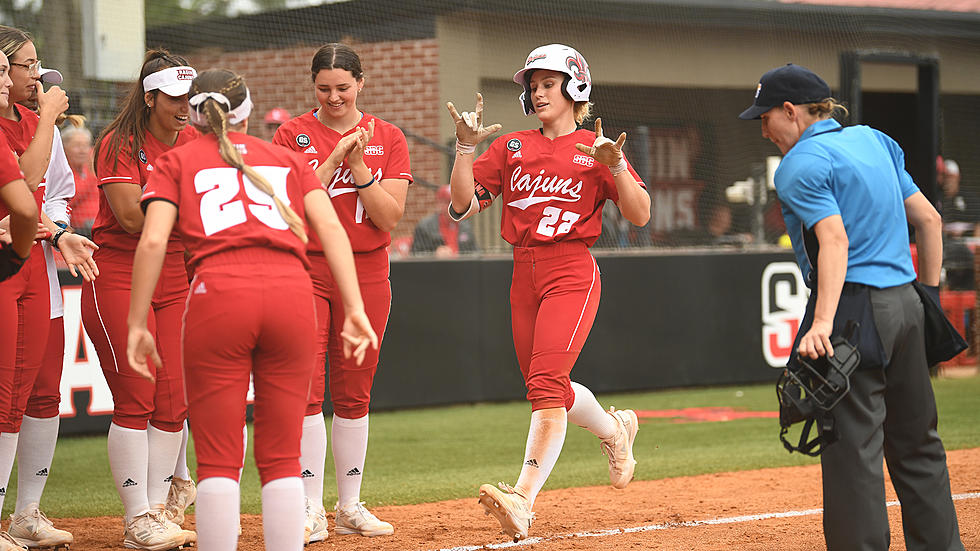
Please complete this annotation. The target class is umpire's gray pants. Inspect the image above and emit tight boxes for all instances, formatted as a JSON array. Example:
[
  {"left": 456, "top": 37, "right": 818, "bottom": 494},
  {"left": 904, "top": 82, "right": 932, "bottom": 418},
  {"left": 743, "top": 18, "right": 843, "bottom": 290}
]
[{"left": 821, "top": 283, "right": 963, "bottom": 550}]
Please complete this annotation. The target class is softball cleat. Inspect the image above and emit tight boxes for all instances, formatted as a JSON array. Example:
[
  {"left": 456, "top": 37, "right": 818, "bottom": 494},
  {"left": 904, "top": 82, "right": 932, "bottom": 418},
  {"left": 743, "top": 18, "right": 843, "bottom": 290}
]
[
  {"left": 8, "top": 503, "right": 73, "bottom": 549},
  {"left": 334, "top": 502, "right": 393, "bottom": 537},
  {"left": 601, "top": 407, "right": 639, "bottom": 489},
  {"left": 478, "top": 482, "right": 533, "bottom": 543}
]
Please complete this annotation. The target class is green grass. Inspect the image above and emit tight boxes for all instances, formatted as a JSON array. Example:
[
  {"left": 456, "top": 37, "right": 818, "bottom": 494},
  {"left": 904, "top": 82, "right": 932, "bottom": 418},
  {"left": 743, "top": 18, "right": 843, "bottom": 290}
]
[{"left": 8, "top": 374, "right": 979, "bottom": 518}]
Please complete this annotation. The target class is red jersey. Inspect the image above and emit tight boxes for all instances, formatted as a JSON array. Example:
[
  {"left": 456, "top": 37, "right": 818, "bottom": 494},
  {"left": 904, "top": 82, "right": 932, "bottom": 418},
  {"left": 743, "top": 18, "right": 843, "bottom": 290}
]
[
  {"left": 273, "top": 110, "right": 412, "bottom": 253},
  {"left": 141, "top": 132, "right": 322, "bottom": 272},
  {"left": 0, "top": 133, "right": 26, "bottom": 219},
  {"left": 472, "top": 129, "right": 644, "bottom": 248},
  {"left": 0, "top": 104, "right": 44, "bottom": 213},
  {"left": 93, "top": 126, "right": 199, "bottom": 252}
]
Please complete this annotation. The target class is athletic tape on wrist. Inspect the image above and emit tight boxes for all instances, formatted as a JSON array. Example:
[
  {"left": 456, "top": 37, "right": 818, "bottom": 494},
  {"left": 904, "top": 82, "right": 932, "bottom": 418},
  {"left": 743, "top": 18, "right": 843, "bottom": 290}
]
[
  {"left": 610, "top": 158, "right": 628, "bottom": 176},
  {"left": 456, "top": 140, "right": 476, "bottom": 155}
]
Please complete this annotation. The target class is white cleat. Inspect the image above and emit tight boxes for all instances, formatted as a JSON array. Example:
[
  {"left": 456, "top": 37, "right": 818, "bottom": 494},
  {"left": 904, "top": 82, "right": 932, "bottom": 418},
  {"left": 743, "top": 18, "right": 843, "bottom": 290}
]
[
  {"left": 8, "top": 503, "right": 73, "bottom": 549},
  {"left": 123, "top": 511, "right": 191, "bottom": 551},
  {"left": 477, "top": 482, "right": 534, "bottom": 543},
  {"left": 601, "top": 407, "right": 639, "bottom": 489},
  {"left": 303, "top": 498, "right": 328, "bottom": 544},
  {"left": 334, "top": 502, "right": 393, "bottom": 537},
  {"left": 164, "top": 477, "right": 197, "bottom": 526}
]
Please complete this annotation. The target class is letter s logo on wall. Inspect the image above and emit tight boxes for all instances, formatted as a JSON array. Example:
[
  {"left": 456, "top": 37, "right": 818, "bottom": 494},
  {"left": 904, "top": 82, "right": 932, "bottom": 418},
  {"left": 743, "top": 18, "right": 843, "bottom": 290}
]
[{"left": 761, "top": 262, "right": 808, "bottom": 368}]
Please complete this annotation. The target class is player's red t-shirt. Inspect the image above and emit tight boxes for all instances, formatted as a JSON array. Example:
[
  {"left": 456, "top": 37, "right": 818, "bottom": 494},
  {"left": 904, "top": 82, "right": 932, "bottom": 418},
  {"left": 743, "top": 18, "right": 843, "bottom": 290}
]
[
  {"left": 93, "top": 126, "right": 199, "bottom": 253},
  {"left": 0, "top": 104, "right": 44, "bottom": 212},
  {"left": 273, "top": 110, "right": 412, "bottom": 253},
  {"left": 472, "top": 128, "right": 644, "bottom": 248},
  {"left": 141, "top": 132, "right": 322, "bottom": 273},
  {"left": 0, "top": 133, "right": 27, "bottom": 220}
]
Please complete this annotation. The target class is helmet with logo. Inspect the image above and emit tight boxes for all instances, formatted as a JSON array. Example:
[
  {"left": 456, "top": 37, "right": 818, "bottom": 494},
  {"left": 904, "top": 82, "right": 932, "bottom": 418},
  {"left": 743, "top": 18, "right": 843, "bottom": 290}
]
[{"left": 512, "top": 44, "right": 592, "bottom": 116}]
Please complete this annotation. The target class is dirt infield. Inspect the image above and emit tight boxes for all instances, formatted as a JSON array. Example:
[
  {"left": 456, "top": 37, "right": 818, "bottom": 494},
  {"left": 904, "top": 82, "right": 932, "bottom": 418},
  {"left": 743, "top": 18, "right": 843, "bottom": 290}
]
[{"left": 54, "top": 447, "right": 978, "bottom": 550}]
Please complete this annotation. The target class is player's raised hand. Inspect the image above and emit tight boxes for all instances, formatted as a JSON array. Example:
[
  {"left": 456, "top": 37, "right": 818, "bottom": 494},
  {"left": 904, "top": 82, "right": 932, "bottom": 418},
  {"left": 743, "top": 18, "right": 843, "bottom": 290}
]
[
  {"left": 126, "top": 326, "right": 161, "bottom": 382},
  {"left": 447, "top": 93, "right": 502, "bottom": 149},
  {"left": 575, "top": 118, "right": 627, "bottom": 167},
  {"left": 340, "top": 309, "right": 379, "bottom": 366}
]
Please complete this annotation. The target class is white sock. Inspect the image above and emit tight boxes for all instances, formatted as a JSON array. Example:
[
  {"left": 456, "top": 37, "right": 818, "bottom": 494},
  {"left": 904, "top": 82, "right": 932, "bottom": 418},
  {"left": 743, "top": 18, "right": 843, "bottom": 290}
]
[
  {"left": 147, "top": 425, "right": 182, "bottom": 510},
  {"left": 261, "top": 477, "right": 304, "bottom": 551},
  {"left": 15, "top": 415, "right": 59, "bottom": 512},
  {"left": 566, "top": 382, "right": 618, "bottom": 440},
  {"left": 107, "top": 423, "right": 149, "bottom": 522},
  {"left": 332, "top": 414, "right": 368, "bottom": 508},
  {"left": 515, "top": 408, "right": 567, "bottom": 506},
  {"left": 173, "top": 421, "right": 190, "bottom": 480},
  {"left": 197, "top": 477, "right": 240, "bottom": 551},
  {"left": 299, "top": 414, "right": 327, "bottom": 505},
  {"left": 0, "top": 432, "right": 20, "bottom": 513}
]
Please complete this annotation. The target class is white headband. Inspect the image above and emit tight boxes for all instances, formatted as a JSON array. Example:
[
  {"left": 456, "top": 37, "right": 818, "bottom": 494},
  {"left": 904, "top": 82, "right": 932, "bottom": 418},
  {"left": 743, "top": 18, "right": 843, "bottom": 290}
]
[
  {"left": 188, "top": 87, "right": 253, "bottom": 126},
  {"left": 142, "top": 66, "right": 197, "bottom": 96}
]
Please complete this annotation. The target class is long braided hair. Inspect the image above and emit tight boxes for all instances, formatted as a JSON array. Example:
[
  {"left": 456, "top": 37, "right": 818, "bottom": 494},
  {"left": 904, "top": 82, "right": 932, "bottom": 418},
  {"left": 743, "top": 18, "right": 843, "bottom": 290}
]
[{"left": 191, "top": 69, "right": 307, "bottom": 243}]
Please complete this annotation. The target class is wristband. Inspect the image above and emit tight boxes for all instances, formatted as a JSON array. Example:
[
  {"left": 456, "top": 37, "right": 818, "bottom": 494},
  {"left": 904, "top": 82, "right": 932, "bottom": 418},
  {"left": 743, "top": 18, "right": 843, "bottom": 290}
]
[
  {"left": 456, "top": 140, "right": 476, "bottom": 155},
  {"left": 52, "top": 228, "right": 68, "bottom": 250},
  {"left": 609, "top": 158, "right": 628, "bottom": 176},
  {"left": 54, "top": 221, "right": 68, "bottom": 229},
  {"left": 355, "top": 176, "right": 375, "bottom": 190}
]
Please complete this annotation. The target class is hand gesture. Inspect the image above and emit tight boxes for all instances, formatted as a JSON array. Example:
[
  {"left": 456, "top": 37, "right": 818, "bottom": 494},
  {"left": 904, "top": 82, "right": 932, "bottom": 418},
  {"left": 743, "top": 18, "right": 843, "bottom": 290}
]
[
  {"left": 446, "top": 93, "right": 502, "bottom": 147},
  {"left": 126, "top": 326, "right": 160, "bottom": 382},
  {"left": 57, "top": 232, "right": 99, "bottom": 281},
  {"left": 36, "top": 83, "right": 69, "bottom": 122},
  {"left": 340, "top": 309, "right": 379, "bottom": 366},
  {"left": 575, "top": 118, "right": 627, "bottom": 167},
  {"left": 347, "top": 120, "right": 375, "bottom": 167}
]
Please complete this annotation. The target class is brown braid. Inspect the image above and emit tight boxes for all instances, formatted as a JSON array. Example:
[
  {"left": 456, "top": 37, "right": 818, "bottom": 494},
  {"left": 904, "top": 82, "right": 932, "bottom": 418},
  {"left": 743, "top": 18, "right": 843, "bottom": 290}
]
[{"left": 194, "top": 70, "right": 308, "bottom": 243}]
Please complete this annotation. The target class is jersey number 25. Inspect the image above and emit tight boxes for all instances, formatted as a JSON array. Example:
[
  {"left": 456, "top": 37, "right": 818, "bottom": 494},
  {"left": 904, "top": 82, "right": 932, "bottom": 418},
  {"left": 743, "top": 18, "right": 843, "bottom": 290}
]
[{"left": 196, "top": 166, "right": 292, "bottom": 236}]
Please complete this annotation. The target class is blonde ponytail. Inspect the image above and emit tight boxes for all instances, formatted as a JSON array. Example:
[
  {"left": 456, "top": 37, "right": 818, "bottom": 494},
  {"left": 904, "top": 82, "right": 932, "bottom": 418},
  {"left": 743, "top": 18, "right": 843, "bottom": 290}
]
[{"left": 198, "top": 79, "right": 308, "bottom": 244}]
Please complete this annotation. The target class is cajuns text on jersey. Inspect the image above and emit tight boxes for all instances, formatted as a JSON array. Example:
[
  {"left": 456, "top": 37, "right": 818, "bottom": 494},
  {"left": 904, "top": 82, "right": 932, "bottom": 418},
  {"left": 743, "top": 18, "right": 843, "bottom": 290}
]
[
  {"left": 472, "top": 128, "right": 644, "bottom": 248},
  {"left": 273, "top": 110, "right": 412, "bottom": 253}
]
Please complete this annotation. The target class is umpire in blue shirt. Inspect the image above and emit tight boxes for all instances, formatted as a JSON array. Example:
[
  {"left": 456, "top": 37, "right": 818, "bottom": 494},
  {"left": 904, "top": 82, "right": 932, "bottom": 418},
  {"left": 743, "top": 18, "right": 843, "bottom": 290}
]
[{"left": 739, "top": 64, "right": 963, "bottom": 550}]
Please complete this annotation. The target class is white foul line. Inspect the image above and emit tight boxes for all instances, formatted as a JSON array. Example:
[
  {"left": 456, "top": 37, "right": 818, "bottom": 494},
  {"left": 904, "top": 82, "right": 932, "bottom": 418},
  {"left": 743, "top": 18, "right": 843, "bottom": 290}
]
[{"left": 428, "top": 492, "right": 980, "bottom": 551}]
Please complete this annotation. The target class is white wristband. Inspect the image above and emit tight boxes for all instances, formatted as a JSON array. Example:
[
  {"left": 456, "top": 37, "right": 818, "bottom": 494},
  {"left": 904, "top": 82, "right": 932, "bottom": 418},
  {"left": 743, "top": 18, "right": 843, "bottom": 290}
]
[
  {"left": 609, "top": 157, "right": 628, "bottom": 176},
  {"left": 456, "top": 140, "right": 476, "bottom": 155}
]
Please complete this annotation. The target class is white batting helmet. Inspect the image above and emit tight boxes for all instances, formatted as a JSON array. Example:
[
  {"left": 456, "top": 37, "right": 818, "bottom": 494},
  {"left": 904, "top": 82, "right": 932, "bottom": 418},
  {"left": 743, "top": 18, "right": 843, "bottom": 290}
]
[{"left": 513, "top": 44, "right": 592, "bottom": 116}]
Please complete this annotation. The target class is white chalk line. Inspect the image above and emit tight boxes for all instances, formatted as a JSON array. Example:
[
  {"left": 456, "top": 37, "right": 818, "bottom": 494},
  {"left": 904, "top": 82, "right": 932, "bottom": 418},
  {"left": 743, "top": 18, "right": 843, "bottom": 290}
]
[{"left": 427, "top": 492, "right": 980, "bottom": 551}]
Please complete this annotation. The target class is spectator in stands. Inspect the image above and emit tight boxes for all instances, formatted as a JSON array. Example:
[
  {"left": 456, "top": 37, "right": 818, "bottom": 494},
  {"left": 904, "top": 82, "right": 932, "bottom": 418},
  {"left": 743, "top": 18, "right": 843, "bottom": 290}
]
[
  {"left": 939, "top": 158, "right": 976, "bottom": 290},
  {"left": 411, "top": 185, "right": 477, "bottom": 257},
  {"left": 939, "top": 158, "right": 979, "bottom": 238},
  {"left": 937, "top": 159, "right": 980, "bottom": 237},
  {"left": 62, "top": 123, "right": 98, "bottom": 235}
]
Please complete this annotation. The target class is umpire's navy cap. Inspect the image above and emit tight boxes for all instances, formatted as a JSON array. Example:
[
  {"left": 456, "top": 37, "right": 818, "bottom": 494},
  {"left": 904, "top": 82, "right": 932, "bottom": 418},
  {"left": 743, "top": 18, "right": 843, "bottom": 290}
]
[{"left": 738, "top": 63, "right": 831, "bottom": 120}]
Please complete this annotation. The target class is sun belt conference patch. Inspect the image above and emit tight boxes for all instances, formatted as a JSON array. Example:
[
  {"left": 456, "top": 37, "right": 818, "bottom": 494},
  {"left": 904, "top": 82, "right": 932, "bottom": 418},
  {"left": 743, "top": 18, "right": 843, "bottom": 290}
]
[
  {"left": 296, "top": 134, "right": 311, "bottom": 148},
  {"left": 507, "top": 138, "right": 522, "bottom": 152}
]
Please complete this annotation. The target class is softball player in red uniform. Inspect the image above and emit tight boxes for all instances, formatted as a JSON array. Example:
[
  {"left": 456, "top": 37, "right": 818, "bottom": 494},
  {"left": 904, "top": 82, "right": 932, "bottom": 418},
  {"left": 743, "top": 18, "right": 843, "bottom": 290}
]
[
  {"left": 81, "top": 50, "right": 198, "bottom": 549},
  {"left": 446, "top": 44, "right": 650, "bottom": 542},
  {"left": 0, "top": 27, "right": 99, "bottom": 550},
  {"left": 127, "top": 68, "right": 377, "bottom": 551},
  {"left": 272, "top": 43, "right": 410, "bottom": 541}
]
